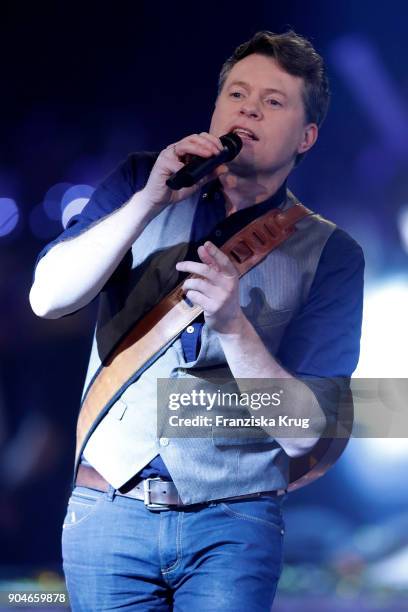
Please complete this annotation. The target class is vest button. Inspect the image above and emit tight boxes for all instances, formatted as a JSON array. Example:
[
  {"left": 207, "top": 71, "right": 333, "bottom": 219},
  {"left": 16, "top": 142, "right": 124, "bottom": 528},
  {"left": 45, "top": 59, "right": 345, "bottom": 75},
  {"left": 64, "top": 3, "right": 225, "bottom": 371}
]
[
  {"left": 160, "top": 437, "right": 169, "bottom": 446},
  {"left": 186, "top": 325, "right": 195, "bottom": 334}
]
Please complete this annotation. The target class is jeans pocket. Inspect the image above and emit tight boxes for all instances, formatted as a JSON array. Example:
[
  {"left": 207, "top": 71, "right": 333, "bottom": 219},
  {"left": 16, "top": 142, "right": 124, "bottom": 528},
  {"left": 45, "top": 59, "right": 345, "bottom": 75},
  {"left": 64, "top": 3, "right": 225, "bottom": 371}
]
[
  {"left": 63, "top": 486, "right": 104, "bottom": 530},
  {"left": 219, "top": 496, "right": 285, "bottom": 533}
]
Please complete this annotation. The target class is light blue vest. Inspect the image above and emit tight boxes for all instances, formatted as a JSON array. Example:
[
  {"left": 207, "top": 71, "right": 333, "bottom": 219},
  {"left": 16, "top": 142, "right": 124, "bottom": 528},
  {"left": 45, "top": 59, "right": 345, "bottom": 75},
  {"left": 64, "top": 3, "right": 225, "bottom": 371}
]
[{"left": 82, "top": 190, "right": 336, "bottom": 503}]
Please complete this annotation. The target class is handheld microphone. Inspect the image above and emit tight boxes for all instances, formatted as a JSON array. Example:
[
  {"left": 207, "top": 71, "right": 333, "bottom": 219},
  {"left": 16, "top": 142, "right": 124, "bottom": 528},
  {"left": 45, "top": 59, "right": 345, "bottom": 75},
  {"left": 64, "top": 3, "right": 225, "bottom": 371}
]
[{"left": 166, "top": 132, "right": 242, "bottom": 190}]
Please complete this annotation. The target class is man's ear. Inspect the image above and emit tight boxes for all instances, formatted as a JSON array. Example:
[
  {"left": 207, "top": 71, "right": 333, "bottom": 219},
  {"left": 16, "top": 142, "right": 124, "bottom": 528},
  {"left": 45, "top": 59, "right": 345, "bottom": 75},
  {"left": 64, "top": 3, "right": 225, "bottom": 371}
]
[{"left": 297, "top": 123, "right": 319, "bottom": 155}]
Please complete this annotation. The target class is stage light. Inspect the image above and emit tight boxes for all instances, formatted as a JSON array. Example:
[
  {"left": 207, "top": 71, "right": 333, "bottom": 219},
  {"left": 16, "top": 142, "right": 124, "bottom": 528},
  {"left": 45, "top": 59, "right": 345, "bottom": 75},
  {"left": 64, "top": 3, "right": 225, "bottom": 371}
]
[
  {"left": 60, "top": 184, "right": 94, "bottom": 227},
  {"left": 30, "top": 183, "right": 94, "bottom": 239},
  {"left": 62, "top": 197, "right": 90, "bottom": 229},
  {"left": 43, "top": 183, "right": 72, "bottom": 220},
  {"left": 342, "top": 437, "right": 408, "bottom": 503},
  {"left": 342, "top": 277, "right": 408, "bottom": 505},
  {"left": 370, "top": 438, "right": 408, "bottom": 460},
  {"left": 397, "top": 205, "right": 408, "bottom": 254},
  {"left": 0, "top": 198, "right": 20, "bottom": 237},
  {"left": 354, "top": 277, "right": 408, "bottom": 377},
  {"left": 61, "top": 185, "right": 94, "bottom": 214},
  {"left": 60, "top": 184, "right": 94, "bottom": 228}
]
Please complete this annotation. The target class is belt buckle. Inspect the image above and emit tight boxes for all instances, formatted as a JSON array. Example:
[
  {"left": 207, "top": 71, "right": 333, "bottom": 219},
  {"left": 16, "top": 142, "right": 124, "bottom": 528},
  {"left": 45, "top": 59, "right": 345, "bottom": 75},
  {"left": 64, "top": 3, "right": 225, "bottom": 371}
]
[{"left": 143, "top": 477, "right": 172, "bottom": 511}]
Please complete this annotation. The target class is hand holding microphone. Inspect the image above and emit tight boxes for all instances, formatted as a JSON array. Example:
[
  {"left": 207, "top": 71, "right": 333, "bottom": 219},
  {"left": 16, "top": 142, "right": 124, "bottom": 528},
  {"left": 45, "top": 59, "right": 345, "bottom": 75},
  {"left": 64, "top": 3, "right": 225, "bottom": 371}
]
[
  {"left": 166, "top": 131, "right": 242, "bottom": 190},
  {"left": 141, "top": 132, "right": 242, "bottom": 213}
]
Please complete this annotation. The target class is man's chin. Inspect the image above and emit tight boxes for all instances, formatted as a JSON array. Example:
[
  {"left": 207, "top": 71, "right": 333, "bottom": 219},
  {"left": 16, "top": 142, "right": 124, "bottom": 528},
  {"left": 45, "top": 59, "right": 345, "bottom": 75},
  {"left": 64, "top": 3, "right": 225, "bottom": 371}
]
[{"left": 226, "top": 156, "right": 259, "bottom": 178}]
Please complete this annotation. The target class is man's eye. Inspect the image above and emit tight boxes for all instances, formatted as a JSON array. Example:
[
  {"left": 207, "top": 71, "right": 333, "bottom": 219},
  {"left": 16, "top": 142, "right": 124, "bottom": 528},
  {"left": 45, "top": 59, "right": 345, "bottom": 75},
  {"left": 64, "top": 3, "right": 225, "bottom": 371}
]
[
  {"left": 230, "top": 91, "right": 243, "bottom": 98},
  {"left": 266, "top": 99, "right": 282, "bottom": 107}
]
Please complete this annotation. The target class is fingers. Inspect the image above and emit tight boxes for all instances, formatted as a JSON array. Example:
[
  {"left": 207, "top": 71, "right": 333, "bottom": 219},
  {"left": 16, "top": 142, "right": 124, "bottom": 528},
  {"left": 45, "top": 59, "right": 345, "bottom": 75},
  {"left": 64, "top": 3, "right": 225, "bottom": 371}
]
[
  {"left": 147, "top": 132, "right": 226, "bottom": 209},
  {"left": 176, "top": 260, "right": 218, "bottom": 278},
  {"left": 178, "top": 265, "right": 219, "bottom": 312},
  {"left": 198, "top": 242, "right": 237, "bottom": 277},
  {"left": 183, "top": 289, "right": 213, "bottom": 312},
  {"left": 176, "top": 241, "right": 240, "bottom": 325},
  {"left": 178, "top": 135, "right": 217, "bottom": 158},
  {"left": 176, "top": 243, "right": 237, "bottom": 280},
  {"left": 156, "top": 145, "right": 185, "bottom": 173},
  {"left": 198, "top": 132, "right": 224, "bottom": 152},
  {"left": 168, "top": 133, "right": 223, "bottom": 162},
  {"left": 182, "top": 276, "right": 215, "bottom": 296}
]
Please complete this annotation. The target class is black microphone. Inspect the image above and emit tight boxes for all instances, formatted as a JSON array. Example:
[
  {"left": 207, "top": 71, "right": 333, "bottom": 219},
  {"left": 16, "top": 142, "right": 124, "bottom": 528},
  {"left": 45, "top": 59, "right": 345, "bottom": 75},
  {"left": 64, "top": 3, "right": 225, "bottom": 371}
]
[{"left": 166, "top": 132, "right": 242, "bottom": 190}]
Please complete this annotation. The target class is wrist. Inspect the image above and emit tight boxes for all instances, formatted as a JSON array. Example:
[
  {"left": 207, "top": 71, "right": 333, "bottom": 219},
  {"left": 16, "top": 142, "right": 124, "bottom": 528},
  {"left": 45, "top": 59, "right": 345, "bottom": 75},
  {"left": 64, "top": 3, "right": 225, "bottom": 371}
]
[
  {"left": 216, "top": 310, "right": 251, "bottom": 339},
  {"left": 130, "top": 188, "right": 164, "bottom": 222}
]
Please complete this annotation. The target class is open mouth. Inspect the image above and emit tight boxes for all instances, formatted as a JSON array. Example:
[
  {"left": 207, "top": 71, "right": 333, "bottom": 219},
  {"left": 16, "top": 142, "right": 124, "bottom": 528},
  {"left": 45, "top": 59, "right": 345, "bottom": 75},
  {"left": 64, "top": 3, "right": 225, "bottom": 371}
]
[{"left": 232, "top": 128, "right": 258, "bottom": 141}]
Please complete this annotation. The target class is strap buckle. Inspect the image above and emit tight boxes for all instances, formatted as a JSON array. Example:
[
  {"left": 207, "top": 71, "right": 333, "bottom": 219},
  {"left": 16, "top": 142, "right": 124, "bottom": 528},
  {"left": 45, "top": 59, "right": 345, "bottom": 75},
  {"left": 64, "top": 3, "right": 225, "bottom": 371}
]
[{"left": 143, "top": 477, "right": 172, "bottom": 511}]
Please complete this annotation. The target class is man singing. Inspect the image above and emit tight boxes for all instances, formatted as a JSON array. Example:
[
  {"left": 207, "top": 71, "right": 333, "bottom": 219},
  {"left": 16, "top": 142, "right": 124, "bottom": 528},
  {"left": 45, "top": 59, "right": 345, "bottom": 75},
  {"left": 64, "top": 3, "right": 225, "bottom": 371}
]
[{"left": 30, "top": 30, "right": 364, "bottom": 611}]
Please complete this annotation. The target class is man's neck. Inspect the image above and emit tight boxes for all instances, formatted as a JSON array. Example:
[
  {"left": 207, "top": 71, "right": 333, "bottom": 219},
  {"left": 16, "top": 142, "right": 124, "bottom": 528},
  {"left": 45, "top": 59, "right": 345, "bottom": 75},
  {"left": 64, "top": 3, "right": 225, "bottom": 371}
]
[{"left": 218, "top": 165, "right": 292, "bottom": 216}]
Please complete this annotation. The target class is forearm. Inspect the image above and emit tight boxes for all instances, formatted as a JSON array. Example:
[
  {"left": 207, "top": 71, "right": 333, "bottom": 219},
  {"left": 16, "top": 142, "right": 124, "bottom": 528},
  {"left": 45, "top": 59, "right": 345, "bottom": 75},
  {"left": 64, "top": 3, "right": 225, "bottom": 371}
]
[
  {"left": 29, "top": 189, "right": 157, "bottom": 319},
  {"left": 217, "top": 313, "right": 327, "bottom": 457}
]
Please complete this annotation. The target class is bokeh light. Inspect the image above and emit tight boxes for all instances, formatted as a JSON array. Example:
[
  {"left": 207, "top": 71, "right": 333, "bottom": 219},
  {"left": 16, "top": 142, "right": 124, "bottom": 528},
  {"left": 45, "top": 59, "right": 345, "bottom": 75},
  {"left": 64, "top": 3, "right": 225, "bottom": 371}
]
[
  {"left": 354, "top": 277, "right": 408, "bottom": 377},
  {"left": 61, "top": 184, "right": 94, "bottom": 227},
  {"left": 62, "top": 197, "right": 90, "bottom": 228},
  {"left": 342, "top": 437, "right": 408, "bottom": 502},
  {"left": 397, "top": 205, "right": 408, "bottom": 254},
  {"left": 43, "top": 183, "right": 72, "bottom": 220},
  {"left": 61, "top": 185, "right": 94, "bottom": 213},
  {"left": 0, "top": 198, "right": 20, "bottom": 237}
]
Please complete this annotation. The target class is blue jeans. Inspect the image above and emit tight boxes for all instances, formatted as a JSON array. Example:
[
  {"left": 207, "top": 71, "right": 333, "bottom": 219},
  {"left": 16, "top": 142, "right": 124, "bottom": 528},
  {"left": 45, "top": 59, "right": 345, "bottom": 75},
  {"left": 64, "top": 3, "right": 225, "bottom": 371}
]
[{"left": 62, "top": 485, "right": 286, "bottom": 611}]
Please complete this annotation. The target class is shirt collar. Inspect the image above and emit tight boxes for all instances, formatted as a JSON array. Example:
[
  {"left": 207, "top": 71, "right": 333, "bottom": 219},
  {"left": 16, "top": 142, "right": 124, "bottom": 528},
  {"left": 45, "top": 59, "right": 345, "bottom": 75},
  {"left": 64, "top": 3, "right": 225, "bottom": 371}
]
[
  {"left": 198, "top": 178, "right": 287, "bottom": 247},
  {"left": 203, "top": 176, "right": 287, "bottom": 220},
  {"left": 188, "top": 177, "right": 288, "bottom": 258}
]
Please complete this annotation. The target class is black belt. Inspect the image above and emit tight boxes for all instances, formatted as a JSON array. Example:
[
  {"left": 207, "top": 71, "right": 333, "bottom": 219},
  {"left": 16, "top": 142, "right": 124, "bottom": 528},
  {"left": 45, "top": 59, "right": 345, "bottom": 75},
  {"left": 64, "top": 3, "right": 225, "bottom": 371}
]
[{"left": 76, "top": 464, "right": 278, "bottom": 511}]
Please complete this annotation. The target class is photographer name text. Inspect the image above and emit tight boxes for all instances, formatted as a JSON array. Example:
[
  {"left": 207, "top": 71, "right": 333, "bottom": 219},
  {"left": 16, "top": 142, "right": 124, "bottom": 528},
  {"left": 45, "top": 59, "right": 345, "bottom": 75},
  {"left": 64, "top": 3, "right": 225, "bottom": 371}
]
[{"left": 167, "top": 415, "right": 310, "bottom": 429}]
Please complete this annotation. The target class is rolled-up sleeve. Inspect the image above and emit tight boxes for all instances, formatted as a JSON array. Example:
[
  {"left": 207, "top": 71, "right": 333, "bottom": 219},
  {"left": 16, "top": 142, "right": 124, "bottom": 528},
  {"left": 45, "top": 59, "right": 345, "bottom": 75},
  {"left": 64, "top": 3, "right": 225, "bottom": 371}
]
[{"left": 276, "top": 228, "right": 365, "bottom": 434}]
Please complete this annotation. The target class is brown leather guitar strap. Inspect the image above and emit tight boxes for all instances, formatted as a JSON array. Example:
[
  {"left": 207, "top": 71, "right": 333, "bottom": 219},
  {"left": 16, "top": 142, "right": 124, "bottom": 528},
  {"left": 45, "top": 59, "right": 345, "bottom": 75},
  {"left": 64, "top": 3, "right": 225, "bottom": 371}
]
[{"left": 74, "top": 200, "right": 314, "bottom": 472}]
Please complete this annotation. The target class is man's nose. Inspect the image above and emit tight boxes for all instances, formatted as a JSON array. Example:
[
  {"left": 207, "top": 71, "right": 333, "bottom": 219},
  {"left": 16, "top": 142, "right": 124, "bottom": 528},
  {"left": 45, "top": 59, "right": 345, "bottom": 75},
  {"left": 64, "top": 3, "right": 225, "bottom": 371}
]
[{"left": 239, "top": 99, "right": 262, "bottom": 119}]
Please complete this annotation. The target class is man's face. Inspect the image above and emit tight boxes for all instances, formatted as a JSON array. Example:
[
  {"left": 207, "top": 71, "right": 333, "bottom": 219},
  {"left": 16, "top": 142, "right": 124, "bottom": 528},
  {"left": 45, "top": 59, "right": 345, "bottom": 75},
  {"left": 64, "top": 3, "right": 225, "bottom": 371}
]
[{"left": 210, "top": 53, "right": 317, "bottom": 177}]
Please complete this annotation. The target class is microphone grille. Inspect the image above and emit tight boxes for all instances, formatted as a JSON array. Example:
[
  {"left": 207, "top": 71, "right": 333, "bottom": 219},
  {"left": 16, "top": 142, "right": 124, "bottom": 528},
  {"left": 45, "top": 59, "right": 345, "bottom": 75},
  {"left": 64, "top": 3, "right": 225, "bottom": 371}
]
[{"left": 220, "top": 132, "right": 243, "bottom": 160}]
